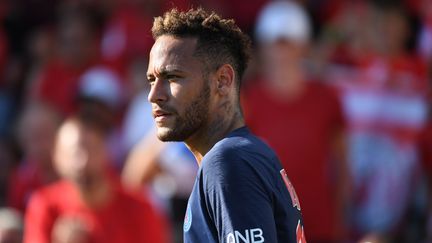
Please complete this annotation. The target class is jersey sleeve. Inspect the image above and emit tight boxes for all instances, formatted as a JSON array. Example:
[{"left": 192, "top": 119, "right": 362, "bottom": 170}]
[
  {"left": 24, "top": 190, "right": 56, "bottom": 243},
  {"left": 202, "top": 149, "right": 278, "bottom": 242}
]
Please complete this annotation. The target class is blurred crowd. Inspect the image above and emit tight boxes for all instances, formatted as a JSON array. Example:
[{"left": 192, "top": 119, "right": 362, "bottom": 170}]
[{"left": 0, "top": 0, "right": 431, "bottom": 242}]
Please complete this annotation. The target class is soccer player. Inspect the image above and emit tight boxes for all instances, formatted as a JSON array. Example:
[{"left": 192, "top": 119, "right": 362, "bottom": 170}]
[
  {"left": 24, "top": 108, "right": 169, "bottom": 243},
  {"left": 146, "top": 8, "right": 306, "bottom": 243}
]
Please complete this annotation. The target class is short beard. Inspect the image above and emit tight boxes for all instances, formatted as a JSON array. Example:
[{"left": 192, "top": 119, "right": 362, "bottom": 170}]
[{"left": 156, "top": 80, "right": 211, "bottom": 142}]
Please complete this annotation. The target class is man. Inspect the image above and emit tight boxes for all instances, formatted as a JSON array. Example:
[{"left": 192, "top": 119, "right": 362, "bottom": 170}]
[
  {"left": 8, "top": 103, "right": 61, "bottom": 212},
  {"left": 24, "top": 107, "right": 169, "bottom": 243},
  {"left": 243, "top": 1, "right": 350, "bottom": 242},
  {"left": 147, "top": 8, "right": 306, "bottom": 243}
]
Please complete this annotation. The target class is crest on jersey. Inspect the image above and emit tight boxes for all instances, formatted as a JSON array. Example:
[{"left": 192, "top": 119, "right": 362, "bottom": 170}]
[
  {"left": 280, "top": 169, "right": 301, "bottom": 211},
  {"left": 184, "top": 204, "right": 192, "bottom": 232},
  {"left": 296, "top": 220, "right": 307, "bottom": 243}
]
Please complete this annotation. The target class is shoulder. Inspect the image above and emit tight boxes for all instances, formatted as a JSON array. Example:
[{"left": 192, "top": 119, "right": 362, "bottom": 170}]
[
  {"left": 205, "top": 128, "right": 276, "bottom": 166},
  {"left": 26, "top": 180, "right": 73, "bottom": 221},
  {"left": 31, "top": 180, "right": 70, "bottom": 200},
  {"left": 201, "top": 128, "right": 279, "bottom": 186}
]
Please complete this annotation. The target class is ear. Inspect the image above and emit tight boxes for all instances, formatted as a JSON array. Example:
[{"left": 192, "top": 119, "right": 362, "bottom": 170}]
[{"left": 215, "top": 64, "right": 235, "bottom": 96}]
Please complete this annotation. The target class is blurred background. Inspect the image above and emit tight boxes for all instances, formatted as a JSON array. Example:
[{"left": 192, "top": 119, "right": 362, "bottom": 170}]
[{"left": 0, "top": 0, "right": 431, "bottom": 242}]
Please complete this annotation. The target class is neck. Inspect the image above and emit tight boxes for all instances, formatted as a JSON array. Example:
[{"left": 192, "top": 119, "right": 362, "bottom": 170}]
[
  {"left": 77, "top": 175, "right": 113, "bottom": 208},
  {"left": 267, "top": 65, "right": 305, "bottom": 100},
  {"left": 37, "top": 159, "right": 59, "bottom": 183},
  {"left": 185, "top": 103, "right": 244, "bottom": 165}
]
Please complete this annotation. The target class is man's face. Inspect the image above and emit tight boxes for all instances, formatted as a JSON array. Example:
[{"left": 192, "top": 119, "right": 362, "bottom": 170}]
[
  {"left": 53, "top": 121, "right": 106, "bottom": 187},
  {"left": 19, "top": 106, "right": 59, "bottom": 164},
  {"left": 147, "top": 35, "right": 211, "bottom": 142},
  {"left": 260, "top": 39, "right": 307, "bottom": 86}
]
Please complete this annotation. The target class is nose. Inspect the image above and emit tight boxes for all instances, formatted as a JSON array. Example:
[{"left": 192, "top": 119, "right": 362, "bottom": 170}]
[
  {"left": 73, "top": 148, "right": 89, "bottom": 172},
  {"left": 148, "top": 78, "right": 168, "bottom": 104}
]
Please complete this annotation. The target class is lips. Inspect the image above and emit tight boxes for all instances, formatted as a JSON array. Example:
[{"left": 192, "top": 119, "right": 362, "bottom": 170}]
[
  {"left": 153, "top": 109, "right": 173, "bottom": 123},
  {"left": 153, "top": 109, "right": 170, "bottom": 117}
]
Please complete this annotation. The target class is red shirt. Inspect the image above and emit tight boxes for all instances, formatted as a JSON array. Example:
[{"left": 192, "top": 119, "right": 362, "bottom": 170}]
[
  {"left": 24, "top": 179, "right": 170, "bottom": 243},
  {"left": 243, "top": 80, "right": 345, "bottom": 241}
]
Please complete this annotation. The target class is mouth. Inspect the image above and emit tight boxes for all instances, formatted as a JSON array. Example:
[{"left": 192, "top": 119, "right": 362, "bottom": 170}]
[{"left": 153, "top": 109, "right": 173, "bottom": 123}]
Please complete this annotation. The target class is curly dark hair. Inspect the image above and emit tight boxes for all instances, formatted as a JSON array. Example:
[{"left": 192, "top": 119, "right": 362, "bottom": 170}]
[{"left": 151, "top": 8, "right": 252, "bottom": 90}]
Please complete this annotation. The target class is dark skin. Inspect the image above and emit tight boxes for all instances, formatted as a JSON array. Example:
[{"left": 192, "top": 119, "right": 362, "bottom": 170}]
[{"left": 147, "top": 35, "right": 244, "bottom": 164}]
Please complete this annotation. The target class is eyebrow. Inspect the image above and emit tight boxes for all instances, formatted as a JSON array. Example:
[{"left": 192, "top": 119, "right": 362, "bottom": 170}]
[{"left": 147, "top": 67, "right": 185, "bottom": 77}]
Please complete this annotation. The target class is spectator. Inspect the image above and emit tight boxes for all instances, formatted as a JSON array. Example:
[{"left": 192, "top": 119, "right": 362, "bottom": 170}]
[
  {"left": 323, "top": 2, "right": 429, "bottom": 241},
  {"left": 24, "top": 27, "right": 56, "bottom": 101},
  {"left": 243, "top": 1, "right": 350, "bottom": 242},
  {"left": 24, "top": 109, "right": 170, "bottom": 243},
  {"left": 29, "top": 8, "right": 101, "bottom": 115},
  {"left": 7, "top": 102, "right": 62, "bottom": 212},
  {"left": 77, "top": 65, "right": 126, "bottom": 169}
]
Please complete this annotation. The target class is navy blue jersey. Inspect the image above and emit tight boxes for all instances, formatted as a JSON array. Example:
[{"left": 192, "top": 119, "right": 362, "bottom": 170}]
[{"left": 184, "top": 127, "right": 306, "bottom": 243}]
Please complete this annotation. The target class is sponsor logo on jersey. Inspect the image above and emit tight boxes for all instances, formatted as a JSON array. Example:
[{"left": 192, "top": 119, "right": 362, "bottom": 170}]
[
  {"left": 296, "top": 220, "right": 307, "bottom": 243},
  {"left": 280, "top": 169, "right": 301, "bottom": 211},
  {"left": 226, "top": 228, "right": 264, "bottom": 243},
  {"left": 183, "top": 204, "right": 192, "bottom": 232}
]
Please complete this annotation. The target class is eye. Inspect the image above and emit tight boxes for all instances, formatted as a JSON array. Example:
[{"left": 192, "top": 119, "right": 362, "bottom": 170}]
[
  {"left": 147, "top": 76, "right": 156, "bottom": 85},
  {"left": 167, "top": 74, "right": 181, "bottom": 81}
]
